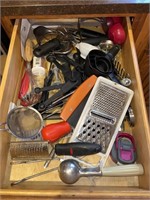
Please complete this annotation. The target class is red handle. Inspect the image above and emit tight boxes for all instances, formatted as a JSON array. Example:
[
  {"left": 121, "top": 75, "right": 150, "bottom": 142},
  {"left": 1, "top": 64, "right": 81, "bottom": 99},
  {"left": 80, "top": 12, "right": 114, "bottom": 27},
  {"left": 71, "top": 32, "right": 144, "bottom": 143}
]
[
  {"left": 18, "top": 70, "right": 30, "bottom": 99},
  {"left": 41, "top": 121, "right": 72, "bottom": 142}
]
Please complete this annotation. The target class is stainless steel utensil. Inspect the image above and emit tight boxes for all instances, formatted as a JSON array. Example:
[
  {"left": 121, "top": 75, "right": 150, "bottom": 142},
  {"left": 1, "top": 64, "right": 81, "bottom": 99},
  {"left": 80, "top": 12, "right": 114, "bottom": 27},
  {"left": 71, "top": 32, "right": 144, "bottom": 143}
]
[
  {"left": 59, "top": 159, "right": 100, "bottom": 184},
  {"left": 114, "top": 60, "right": 132, "bottom": 87},
  {"left": 120, "top": 78, "right": 132, "bottom": 87},
  {"left": 10, "top": 141, "right": 52, "bottom": 161},
  {"left": 59, "top": 159, "right": 144, "bottom": 184},
  {"left": 99, "top": 40, "right": 114, "bottom": 53},
  {"left": 11, "top": 166, "right": 58, "bottom": 186},
  {"left": 0, "top": 106, "right": 43, "bottom": 140}
]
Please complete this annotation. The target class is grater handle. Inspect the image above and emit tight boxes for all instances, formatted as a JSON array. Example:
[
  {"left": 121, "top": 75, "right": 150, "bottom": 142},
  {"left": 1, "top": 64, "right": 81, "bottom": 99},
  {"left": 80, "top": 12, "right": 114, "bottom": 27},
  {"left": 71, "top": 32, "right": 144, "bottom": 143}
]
[{"left": 102, "top": 164, "right": 144, "bottom": 176}]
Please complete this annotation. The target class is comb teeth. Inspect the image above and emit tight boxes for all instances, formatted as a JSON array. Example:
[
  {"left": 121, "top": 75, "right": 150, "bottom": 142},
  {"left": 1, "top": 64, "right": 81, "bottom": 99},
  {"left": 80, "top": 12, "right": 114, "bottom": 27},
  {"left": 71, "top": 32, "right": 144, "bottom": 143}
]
[{"left": 69, "top": 77, "right": 134, "bottom": 167}]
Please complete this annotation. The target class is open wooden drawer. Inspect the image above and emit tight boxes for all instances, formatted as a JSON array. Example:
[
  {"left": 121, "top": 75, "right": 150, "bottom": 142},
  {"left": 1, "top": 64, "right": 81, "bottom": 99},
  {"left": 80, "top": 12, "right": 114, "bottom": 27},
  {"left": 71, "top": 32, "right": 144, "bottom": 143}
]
[{"left": 0, "top": 17, "right": 150, "bottom": 199}]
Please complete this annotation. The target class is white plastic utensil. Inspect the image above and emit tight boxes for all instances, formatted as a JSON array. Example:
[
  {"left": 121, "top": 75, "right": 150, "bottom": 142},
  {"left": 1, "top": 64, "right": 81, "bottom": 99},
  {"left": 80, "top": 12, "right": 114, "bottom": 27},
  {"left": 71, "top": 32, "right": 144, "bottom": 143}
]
[{"left": 75, "top": 42, "right": 99, "bottom": 59}]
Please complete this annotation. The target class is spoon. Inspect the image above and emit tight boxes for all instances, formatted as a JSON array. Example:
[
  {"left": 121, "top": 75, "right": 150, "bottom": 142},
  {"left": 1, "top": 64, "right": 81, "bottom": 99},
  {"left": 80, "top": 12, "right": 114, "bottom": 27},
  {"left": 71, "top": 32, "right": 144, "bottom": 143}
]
[
  {"left": 59, "top": 159, "right": 101, "bottom": 184},
  {"left": 58, "top": 159, "right": 144, "bottom": 184}
]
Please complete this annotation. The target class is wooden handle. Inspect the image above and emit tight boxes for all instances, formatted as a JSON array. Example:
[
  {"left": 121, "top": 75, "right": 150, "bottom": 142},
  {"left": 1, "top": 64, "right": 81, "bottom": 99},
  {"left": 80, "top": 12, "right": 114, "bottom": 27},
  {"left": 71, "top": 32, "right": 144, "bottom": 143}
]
[
  {"left": 25, "top": 38, "right": 33, "bottom": 62},
  {"left": 60, "top": 75, "right": 97, "bottom": 121},
  {"left": 102, "top": 164, "right": 144, "bottom": 177}
]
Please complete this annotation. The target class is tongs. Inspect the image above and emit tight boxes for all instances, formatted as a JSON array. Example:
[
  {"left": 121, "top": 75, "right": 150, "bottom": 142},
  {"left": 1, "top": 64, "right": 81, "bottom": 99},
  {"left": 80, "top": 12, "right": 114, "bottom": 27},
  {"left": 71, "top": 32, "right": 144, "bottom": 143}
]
[
  {"left": 38, "top": 80, "right": 79, "bottom": 111},
  {"left": 35, "top": 52, "right": 84, "bottom": 112}
]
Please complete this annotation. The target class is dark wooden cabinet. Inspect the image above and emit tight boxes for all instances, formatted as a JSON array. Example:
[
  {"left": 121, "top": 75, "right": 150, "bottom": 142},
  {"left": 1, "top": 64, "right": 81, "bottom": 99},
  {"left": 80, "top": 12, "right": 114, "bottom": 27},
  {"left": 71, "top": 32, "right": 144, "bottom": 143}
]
[{"left": 132, "top": 14, "right": 149, "bottom": 115}]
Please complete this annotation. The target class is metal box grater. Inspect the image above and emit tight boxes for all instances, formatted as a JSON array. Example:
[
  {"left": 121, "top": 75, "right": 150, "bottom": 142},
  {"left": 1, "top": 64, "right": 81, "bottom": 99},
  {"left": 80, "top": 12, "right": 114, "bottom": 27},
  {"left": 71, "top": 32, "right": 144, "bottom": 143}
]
[{"left": 69, "top": 76, "right": 134, "bottom": 168}]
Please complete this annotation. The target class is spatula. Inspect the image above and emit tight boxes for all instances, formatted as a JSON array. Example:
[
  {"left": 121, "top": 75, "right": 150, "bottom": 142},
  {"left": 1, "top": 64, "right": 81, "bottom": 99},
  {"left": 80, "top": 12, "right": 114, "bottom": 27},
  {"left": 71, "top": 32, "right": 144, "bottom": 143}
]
[{"left": 60, "top": 75, "right": 97, "bottom": 122}]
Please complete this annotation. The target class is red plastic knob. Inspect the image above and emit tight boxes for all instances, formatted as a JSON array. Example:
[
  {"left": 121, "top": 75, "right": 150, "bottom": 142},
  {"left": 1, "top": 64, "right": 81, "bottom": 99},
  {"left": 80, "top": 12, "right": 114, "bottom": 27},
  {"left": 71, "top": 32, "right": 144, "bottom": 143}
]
[{"left": 108, "top": 23, "right": 126, "bottom": 45}]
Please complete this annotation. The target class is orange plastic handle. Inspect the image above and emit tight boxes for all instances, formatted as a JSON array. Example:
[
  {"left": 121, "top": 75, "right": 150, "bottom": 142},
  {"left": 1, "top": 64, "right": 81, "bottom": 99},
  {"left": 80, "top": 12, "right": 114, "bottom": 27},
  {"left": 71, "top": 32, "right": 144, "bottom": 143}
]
[{"left": 60, "top": 75, "right": 97, "bottom": 121}]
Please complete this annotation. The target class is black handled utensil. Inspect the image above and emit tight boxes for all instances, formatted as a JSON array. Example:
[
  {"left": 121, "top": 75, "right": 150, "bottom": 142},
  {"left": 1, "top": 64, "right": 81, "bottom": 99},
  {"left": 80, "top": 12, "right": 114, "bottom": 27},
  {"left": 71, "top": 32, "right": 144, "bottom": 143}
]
[
  {"left": 38, "top": 80, "right": 78, "bottom": 111},
  {"left": 33, "top": 38, "right": 60, "bottom": 57},
  {"left": 79, "top": 28, "right": 108, "bottom": 39},
  {"left": 55, "top": 142, "right": 102, "bottom": 156}
]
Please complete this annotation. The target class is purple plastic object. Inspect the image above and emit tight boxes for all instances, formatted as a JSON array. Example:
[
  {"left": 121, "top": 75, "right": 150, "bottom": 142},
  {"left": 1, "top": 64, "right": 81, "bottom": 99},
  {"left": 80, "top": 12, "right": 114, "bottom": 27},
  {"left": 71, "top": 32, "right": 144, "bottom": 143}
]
[{"left": 111, "top": 132, "right": 136, "bottom": 164}]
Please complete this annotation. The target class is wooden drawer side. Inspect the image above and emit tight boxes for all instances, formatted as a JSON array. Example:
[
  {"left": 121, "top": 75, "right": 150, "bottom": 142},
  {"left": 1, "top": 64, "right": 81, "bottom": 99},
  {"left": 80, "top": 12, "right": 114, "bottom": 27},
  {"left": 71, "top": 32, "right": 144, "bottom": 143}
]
[
  {"left": 0, "top": 19, "right": 24, "bottom": 187},
  {"left": 122, "top": 17, "right": 150, "bottom": 190}
]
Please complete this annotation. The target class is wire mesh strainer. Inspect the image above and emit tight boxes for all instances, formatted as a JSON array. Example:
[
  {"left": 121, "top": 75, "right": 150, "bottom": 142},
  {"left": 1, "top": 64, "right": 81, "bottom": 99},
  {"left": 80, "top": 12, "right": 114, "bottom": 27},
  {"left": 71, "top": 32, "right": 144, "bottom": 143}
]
[{"left": 0, "top": 106, "right": 43, "bottom": 139}]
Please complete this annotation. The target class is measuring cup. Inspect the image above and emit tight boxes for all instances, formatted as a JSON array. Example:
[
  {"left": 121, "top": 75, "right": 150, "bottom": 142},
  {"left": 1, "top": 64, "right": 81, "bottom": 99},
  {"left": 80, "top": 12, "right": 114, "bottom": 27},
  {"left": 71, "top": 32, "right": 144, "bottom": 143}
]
[{"left": 84, "top": 45, "right": 121, "bottom": 83}]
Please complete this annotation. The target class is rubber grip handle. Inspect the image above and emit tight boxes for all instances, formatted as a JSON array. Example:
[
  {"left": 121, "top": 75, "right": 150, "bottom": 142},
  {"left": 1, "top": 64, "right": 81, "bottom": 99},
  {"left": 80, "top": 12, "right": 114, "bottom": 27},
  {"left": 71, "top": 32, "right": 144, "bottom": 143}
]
[
  {"left": 83, "top": 37, "right": 108, "bottom": 46},
  {"left": 102, "top": 164, "right": 144, "bottom": 176},
  {"left": 55, "top": 142, "right": 101, "bottom": 156},
  {"left": 33, "top": 38, "right": 60, "bottom": 57},
  {"left": 80, "top": 28, "right": 107, "bottom": 39},
  {"left": 106, "top": 44, "right": 121, "bottom": 60},
  {"left": 41, "top": 121, "right": 72, "bottom": 142}
]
